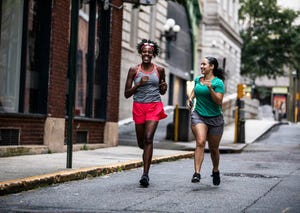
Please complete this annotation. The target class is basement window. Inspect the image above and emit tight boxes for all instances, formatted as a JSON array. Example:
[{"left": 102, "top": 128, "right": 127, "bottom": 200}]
[
  {"left": 0, "top": 128, "right": 20, "bottom": 146},
  {"left": 76, "top": 131, "right": 88, "bottom": 144}
]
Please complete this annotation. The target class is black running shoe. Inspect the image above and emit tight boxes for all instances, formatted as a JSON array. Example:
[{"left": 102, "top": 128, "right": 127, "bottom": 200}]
[
  {"left": 140, "top": 174, "right": 149, "bottom": 187},
  {"left": 211, "top": 170, "right": 220, "bottom": 185},
  {"left": 191, "top": 172, "right": 201, "bottom": 183}
]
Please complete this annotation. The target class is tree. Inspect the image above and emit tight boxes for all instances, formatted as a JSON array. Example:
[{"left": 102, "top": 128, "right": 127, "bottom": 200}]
[{"left": 239, "top": 0, "right": 300, "bottom": 78}]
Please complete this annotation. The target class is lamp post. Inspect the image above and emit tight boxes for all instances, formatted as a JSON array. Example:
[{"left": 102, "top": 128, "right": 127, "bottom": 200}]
[
  {"left": 160, "top": 18, "right": 181, "bottom": 58},
  {"left": 67, "top": 0, "right": 80, "bottom": 168}
]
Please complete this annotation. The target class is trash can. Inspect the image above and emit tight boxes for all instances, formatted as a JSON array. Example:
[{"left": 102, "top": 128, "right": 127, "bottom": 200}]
[{"left": 166, "top": 106, "right": 194, "bottom": 141}]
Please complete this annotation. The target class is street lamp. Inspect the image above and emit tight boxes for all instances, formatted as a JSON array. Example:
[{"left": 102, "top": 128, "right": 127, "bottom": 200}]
[
  {"left": 160, "top": 18, "right": 181, "bottom": 58},
  {"left": 160, "top": 18, "right": 181, "bottom": 41}
]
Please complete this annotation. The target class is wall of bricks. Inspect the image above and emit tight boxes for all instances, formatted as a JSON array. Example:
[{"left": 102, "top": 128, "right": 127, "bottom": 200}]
[
  {"left": 48, "top": 0, "right": 70, "bottom": 118},
  {"left": 0, "top": 116, "right": 45, "bottom": 145},
  {"left": 0, "top": 0, "right": 122, "bottom": 149},
  {"left": 65, "top": 120, "right": 105, "bottom": 144},
  {"left": 106, "top": 0, "right": 123, "bottom": 122}
]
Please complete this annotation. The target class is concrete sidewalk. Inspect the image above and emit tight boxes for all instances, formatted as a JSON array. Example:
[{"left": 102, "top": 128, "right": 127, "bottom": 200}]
[
  {"left": 0, "top": 119, "right": 278, "bottom": 195},
  {"left": 119, "top": 118, "right": 279, "bottom": 152}
]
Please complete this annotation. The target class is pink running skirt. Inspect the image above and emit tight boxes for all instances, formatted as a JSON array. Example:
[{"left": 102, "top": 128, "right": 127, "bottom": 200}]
[{"left": 132, "top": 102, "right": 167, "bottom": 124}]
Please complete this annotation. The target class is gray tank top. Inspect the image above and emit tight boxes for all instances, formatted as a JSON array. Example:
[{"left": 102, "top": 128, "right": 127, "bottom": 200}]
[{"left": 133, "top": 64, "right": 162, "bottom": 103}]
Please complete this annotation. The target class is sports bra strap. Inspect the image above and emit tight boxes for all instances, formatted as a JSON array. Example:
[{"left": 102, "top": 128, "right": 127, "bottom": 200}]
[{"left": 134, "top": 64, "right": 159, "bottom": 79}]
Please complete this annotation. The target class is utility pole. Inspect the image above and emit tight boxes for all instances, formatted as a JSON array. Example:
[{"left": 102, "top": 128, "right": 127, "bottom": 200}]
[{"left": 67, "top": 0, "right": 79, "bottom": 168}]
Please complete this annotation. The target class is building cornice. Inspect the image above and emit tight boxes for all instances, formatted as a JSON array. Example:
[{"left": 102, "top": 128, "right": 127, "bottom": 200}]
[{"left": 203, "top": 15, "right": 243, "bottom": 47}]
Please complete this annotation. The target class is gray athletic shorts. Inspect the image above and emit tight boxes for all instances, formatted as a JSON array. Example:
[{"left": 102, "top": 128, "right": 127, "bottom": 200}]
[{"left": 191, "top": 111, "right": 224, "bottom": 135}]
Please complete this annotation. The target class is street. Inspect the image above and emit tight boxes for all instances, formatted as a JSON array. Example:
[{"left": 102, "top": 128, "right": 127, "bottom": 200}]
[{"left": 0, "top": 123, "right": 300, "bottom": 213}]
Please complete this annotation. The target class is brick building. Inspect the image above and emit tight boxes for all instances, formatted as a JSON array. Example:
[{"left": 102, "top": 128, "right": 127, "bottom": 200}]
[{"left": 0, "top": 0, "right": 123, "bottom": 155}]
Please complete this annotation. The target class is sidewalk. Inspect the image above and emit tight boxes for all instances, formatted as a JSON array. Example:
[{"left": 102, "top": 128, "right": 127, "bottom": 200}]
[{"left": 0, "top": 117, "right": 278, "bottom": 195}]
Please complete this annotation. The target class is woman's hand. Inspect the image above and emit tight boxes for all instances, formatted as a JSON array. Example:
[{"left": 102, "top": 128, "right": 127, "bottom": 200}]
[
  {"left": 202, "top": 79, "right": 213, "bottom": 90},
  {"left": 186, "top": 89, "right": 195, "bottom": 110},
  {"left": 203, "top": 80, "right": 223, "bottom": 106},
  {"left": 159, "top": 81, "right": 168, "bottom": 95},
  {"left": 186, "top": 99, "right": 194, "bottom": 110},
  {"left": 157, "top": 67, "right": 167, "bottom": 95},
  {"left": 140, "top": 76, "right": 149, "bottom": 85}
]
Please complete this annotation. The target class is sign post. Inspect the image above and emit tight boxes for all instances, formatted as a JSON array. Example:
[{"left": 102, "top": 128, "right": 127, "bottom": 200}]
[{"left": 234, "top": 84, "right": 246, "bottom": 143}]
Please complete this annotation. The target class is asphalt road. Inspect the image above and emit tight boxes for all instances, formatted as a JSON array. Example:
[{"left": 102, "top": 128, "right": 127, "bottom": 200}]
[{"left": 0, "top": 123, "right": 299, "bottom": 213}]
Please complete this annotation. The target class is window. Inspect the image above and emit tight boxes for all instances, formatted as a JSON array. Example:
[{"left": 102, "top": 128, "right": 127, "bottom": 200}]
[
  {"left": 129, "top": 5, "right": 139, "bottom": 48},
  {"left": 75, "top": 50, "right": 86, "bottom": 116},
  {"left": 75, "top": 2, "right": 103, "bottom": 119},
  {"left": 23, "top": 0, "right": 51, "bottom": 114},
  {"left": 149, "top": 6, "right": 157, "bottom": 40},
  {"left": 0, "top": 0, "right": 51, "bottom": 114},
  {"left": 0, "top": 1, "right": 24, "bottom": 112}
]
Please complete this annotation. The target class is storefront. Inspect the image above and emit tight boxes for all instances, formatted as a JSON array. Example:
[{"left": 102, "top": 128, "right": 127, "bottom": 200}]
[
  {"left": 272, "top": 87, "right": 288, "bottom": 121},
  {"left": 0, "top": 0, "right": 122, "bottom": 154}
]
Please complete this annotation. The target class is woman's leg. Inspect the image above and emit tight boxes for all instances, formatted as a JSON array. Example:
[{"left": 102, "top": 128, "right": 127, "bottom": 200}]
[
  {"left": 207, "top": 133, "right": 222, "bottom": 185},
  {"left": 135, "top": 124, "right": 145, "bottom": 149},
  {"left": 142, "top": 120, "right": 159, "bottom": 175},
  {"left": 207, "top": 134, "right": 222, "bottom": 172},
  {"left": 191, "top": 123, "right": 208, "bottom": 173}
]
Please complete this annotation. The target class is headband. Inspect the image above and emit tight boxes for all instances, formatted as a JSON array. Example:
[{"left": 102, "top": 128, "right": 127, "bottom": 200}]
[{"left": 141, "top": 42, "right": 155, "bottom": 51}]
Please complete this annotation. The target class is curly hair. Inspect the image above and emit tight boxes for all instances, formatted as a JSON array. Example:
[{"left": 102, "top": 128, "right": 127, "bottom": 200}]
[{"left": 136, "top": 39, "right": 160, "bottom": 57}]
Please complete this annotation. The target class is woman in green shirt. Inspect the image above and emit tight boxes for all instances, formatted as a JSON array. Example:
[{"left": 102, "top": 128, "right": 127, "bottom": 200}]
[{"left": 187, "top": 56, "right": 225, "bottom": 185}]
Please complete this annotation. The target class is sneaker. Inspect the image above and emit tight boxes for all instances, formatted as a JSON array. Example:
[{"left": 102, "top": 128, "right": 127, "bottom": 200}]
[
  {"left": 191, "top": 172, "right": 201, "bottom": 183},
  {"left": 211, "top": 170, "right": 220, "bottom": 185},
  {"left": 140, "top": 174, "right": 149, "bottom": 187}
]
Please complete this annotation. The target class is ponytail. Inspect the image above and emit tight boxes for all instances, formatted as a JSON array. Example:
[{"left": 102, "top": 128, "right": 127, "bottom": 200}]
[
  {"left": 214, "top": 68, "right": 225, "bottom": 81},
  {"left": 205, "top": 56, "right": 225, "bottom": 81}
]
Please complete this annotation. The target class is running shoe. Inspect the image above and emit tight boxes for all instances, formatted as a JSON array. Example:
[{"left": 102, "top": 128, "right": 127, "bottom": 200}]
[
  {"left": 140, "top": 174, "right": 149, "bottom": 187},
  {"left": 191, "top": 172, "right": 201, "bottom": 183},
  {"left": 211, "top": 170, "right": 220, "bottom": 185}
]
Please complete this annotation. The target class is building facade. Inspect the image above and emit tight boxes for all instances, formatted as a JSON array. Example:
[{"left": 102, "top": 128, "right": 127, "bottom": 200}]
[
  {"left": 0, "top": 0, "right": 245, "bottom": 155},
  {"left": 198, "top": 0, "right": 243, "bottom": 95},
  {"left": 0, "top": 0, "right": 123, "bottom": 155},
  {"left": 118, "top": 0, "right": 245, "bottom": 125},
  {"left": 119, "top": 1, "right": 168, "bottom": 121},
  {"left": 119, "top": 0, "right": 202, "bottom": 121}
]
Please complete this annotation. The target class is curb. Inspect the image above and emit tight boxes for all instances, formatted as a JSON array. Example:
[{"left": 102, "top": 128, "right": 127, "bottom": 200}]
[
  {"left": 0, "top": 151, "right": 194, "bottom": 196},
  {"left": 252, "top": 122, "right": 287, "bottom": 142}
]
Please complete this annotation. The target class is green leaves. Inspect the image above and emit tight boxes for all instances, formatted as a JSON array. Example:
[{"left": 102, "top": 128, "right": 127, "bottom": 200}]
[{"left": 239, "top": 0, "right": 300, "bottom": 78}]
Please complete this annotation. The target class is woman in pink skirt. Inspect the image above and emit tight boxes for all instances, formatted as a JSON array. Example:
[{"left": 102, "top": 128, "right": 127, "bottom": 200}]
[{"left": 124, "top": 39, "right": 168, "bottom": 187}]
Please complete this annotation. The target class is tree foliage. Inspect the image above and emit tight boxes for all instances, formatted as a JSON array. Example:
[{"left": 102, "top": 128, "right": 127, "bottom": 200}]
[{"left": 239, "top": 0, "right": 300, "bottom": 78}]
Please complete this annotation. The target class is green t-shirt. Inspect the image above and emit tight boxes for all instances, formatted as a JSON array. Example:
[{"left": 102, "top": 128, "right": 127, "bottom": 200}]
[{"left": 194, "top": 76, "right": 224, "bottom": 117}]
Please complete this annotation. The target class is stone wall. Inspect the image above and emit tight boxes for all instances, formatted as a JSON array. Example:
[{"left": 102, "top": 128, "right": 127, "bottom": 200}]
[{"left": 222, "top": 94, "right": 260, "bottom": 125}]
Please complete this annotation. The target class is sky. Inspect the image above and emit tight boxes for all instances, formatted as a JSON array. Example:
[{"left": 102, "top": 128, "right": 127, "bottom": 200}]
[{"left": 277, "top": 0, "right": 300, "bottom": 25}]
